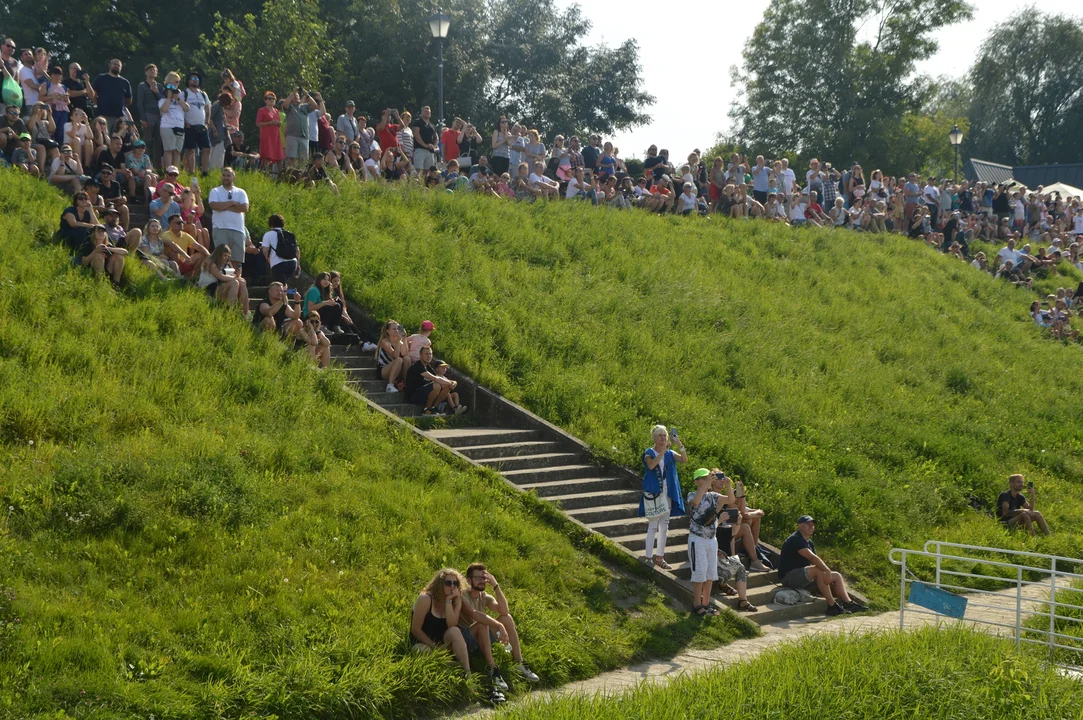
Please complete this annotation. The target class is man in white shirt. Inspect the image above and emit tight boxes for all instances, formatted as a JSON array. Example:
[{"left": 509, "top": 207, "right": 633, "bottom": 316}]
[
  {"left": 565, "top": 166, "right": 598, "bottom": 204},
  {"left": 780, "top": 159, "right": 796, "bottom": 196},
  {"left": 18, "top": 49, "right": 39, "bottom": 107},
  {"left": 181, "top": 73, "right": 211, "bottom": 174},
  {"left": 789, "top": 193, "right": 808, "bottom": 226},
  {"left": 208, "top": 167, "right": 251, "bottom": 271},
  {"left": 995, "top": 238, "right": 1027, "bottom": 272},
  {"left": 923, "top": 177, "right": 941, "bottom": 217}
]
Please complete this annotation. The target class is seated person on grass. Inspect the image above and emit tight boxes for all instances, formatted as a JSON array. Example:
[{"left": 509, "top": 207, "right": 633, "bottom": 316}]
[
  {"left": 410, "top": 568, "right": 472, "bottom": 677},
  {"left": 303, "top": 152, "right": 338, "bottom": 193},
  {"left": 998, "top": 473, "right": 1050, "bottom": 536},
  {"left": 777, "top": 515, "right": 866, "bottom": 616},
  {"left": 101, "top": 204, "right": 140, "bottom": 252},
  {"left": 404, "top": 346, "right": 453, "bottom": 415},
  {"left": 163, "top": 215, "right": 209, "bottom": 281},
  {"left": 257, "top": 281, "right": 304, "bottom": 338},
  {"left": 529, "top": 161, "right": 560, "bottom": 199},
  {"left": 460, "top": 563, "right": 540, "bottom": 687},
  {"left": 135, "top": 219, "right": 182, "bottom": 279},
  {"left": 77, "top": 224, "right": 127, "bottom": 284},
  {"left": 10, "top": 133, "right": 40, "bottom": 177},
  {"left": 298, "top": 312, "right": 332, "bottom": 368},
  {"left": 124, "top": 140, "right": 157, "bottom": 202},
  {"left": 59, "top": 190, "right": 99, "bottom": 251},
  {"left": 805, "top": 191, "right": 829, "bottom": 226},
  {"left": 95, "top": 164, "right": 129, "bottom": 228},
  {"left": 789, "top": 193, "right": 808, "bottom": 226}
]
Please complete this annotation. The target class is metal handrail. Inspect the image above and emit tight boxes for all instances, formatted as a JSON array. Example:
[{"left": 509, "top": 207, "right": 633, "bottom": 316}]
[{"left": 890, "top": 541, "right": 1083, "bottom": 667}]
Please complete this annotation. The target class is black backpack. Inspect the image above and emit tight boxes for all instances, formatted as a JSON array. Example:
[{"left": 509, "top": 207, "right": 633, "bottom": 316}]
[{"left": 275, "top": 228, "right": 298, "bottom": 260}]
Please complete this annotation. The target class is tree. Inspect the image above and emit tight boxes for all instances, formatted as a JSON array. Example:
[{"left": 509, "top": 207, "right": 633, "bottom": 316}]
[
  {"left": 729, "top": 0, "right": 971, "bottom": 173},
  {"left": 967, "top": 9, "right": 1083, "bottom": 166}
]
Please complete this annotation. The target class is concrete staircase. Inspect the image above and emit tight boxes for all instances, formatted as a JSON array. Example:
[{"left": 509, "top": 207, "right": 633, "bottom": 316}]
[{"left": 190, "top": 248, "right": 854, "bottom": 627}]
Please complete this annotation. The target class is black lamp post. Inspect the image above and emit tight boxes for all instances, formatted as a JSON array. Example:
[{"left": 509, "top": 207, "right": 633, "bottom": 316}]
[
  {"left": 428, "top": 9, "right": 451, "bottom": 129},
  {"left": 948, "top": 124, "right": 963, "bottom": 183}
]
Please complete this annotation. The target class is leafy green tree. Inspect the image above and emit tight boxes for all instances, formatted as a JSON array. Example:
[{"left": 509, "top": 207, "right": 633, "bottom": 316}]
[
  {"left": 730, "top": 0, "right": 971, "bottom": 172},
  {"left": 967, "top": 9, "right": 1083, "bottom": 166}
]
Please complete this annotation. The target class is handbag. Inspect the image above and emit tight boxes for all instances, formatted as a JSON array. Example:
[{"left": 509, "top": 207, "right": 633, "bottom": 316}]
[{"left": 642, "top": 490, "right": 668, "bottom": 519}]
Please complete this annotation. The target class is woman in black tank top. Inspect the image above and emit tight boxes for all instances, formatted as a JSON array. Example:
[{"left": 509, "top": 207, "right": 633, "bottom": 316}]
[{"left": 410, "top": 568, "right": 471, "bottom": 676}]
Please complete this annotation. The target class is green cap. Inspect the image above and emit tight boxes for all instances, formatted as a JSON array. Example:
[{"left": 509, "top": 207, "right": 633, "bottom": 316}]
[{"left": 692, "top": 468, "right": 712, "bottom": 480}]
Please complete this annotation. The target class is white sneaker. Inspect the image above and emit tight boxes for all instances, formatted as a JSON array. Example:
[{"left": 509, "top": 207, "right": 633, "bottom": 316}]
[
  {"left": 385, "top": 384, "right": 399, "bottom": 393},
  {"left": 515, "top": 663, "right": 540, "bottom": 683},
  {"left": 454, "top": 405, "right": 468, "bottom": 416},
  {"left": 751, "top": 561, "right": 770, "bottom": 572},
  {"left": 361, "top": 341, "right": 378, "bottom": 352}
]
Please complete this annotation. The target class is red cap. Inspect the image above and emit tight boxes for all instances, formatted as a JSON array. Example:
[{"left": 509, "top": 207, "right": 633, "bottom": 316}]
[{"left": 421, "top": 320, "right": 435, "bottom": 331}]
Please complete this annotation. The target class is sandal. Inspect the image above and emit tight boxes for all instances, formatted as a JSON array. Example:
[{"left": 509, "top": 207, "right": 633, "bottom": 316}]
[
  {"left": 693, "top": 605, "right": 707, "bottom": 616},
  {"left": 653, "top": 557, "right": 673, "bottom": 571},
  {"left": 718, "top": 583, "right": 738, "bottom": 597},
  {"left": 737, "top": 600, "right": 758, "bottom": 612},
  {"left": 704, "top": 605, "right": 721, "bottom": 616}
]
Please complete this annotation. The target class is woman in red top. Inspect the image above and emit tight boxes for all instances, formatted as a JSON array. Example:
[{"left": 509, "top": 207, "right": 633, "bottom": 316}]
[{"left": 256, "top": 92, "right": 285, "bottom": 170}]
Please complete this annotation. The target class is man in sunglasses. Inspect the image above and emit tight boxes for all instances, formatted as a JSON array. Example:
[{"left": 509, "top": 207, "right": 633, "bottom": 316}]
[
  {"left": 208, "top": 167, "right": 250, "bottom": 273},
  {"left": 0, "top": 38, "right": 19, "bottom": 116},
  {"left": 459, "top": 563, "right": 540, "bottom": 686},
  {"left": 778, "top": 515, "right": 865, "bottom": 616}
]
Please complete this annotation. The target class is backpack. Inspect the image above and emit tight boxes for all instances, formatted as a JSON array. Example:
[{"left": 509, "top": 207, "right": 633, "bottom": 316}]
[{"left": 274, "top": 228, "right": 298, "bottom": 260}]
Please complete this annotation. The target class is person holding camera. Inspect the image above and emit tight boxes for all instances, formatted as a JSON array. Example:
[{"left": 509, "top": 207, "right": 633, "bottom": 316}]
[
  {"left": 257, "top": 281, "right": 304, "bottom": 337},
  {"left": 998, "top": 474, "right": 1050, "bottom": 536},
  {"left": 686, "top": 468, "right": 725, "bottom": 615},
  {"left": 639, "top": 425, "right": 687, "bottom": 570},
  {"left": 283, "top": 86, "right": 317, "bottom": 169},
  {"left": 78, "top": 223, "right": 127, "bottom": 283},
  {"left": 157, "top": 72, "right": 188, "bottom": 170},
  {"left": 181, "top": 73, "right": 211, "bottom": 175}
]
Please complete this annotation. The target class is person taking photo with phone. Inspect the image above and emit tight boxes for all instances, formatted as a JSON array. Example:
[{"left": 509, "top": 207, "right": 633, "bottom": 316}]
[{"left": 639, "top": 424, "right": 687, "bottom": 570}]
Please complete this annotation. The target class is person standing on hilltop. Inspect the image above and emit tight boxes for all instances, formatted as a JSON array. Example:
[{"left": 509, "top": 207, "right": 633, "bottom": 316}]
[{"left": 639, "top": 425, "right": 687, "bottom": 570}]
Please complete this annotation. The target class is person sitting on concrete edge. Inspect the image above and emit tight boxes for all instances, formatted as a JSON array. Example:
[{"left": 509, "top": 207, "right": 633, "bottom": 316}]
[
  {"left": 778, "top": 515, "right": 866, "bottom": 616},
  {"left": 998, "top": 473, "right": 1049, "bottom": 536},
  {"left": 460, "top": 563, "right": 540, "bottom": 685}
]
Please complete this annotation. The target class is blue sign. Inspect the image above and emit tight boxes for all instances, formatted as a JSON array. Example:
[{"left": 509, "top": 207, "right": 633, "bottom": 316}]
[{"left": 909, "top": 581, "right": 968, "bottom": 619}]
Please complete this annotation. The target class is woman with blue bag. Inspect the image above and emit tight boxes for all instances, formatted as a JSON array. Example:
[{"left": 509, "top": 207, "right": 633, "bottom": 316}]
[{"left": 639, "top": 424, "right": 687, "bottom": 570}]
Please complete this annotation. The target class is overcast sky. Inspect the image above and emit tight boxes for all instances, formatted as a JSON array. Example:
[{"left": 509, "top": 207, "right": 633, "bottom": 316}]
[{"left": 558, "top": 0, "right": 1083, "bottom": 161}]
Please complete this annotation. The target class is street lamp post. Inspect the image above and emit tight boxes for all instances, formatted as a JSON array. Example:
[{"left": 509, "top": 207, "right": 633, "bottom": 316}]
[
  {"left": 428, "top": 9, "right": 451, "bottom": 129},
  {"left": 948, "top": 124, "right": 963, "bottom": 184}
]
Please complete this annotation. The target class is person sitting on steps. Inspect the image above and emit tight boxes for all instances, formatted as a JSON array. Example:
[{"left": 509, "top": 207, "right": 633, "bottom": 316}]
[
  {"left": 998, "top": 473, "right": 1050, "bottom": 536},
  {"left": 460, "top": 563, "right": 540, "bottom": 688},
  {"left": 257, "top": 281, "right": 303, "bottom": 338},
  {"left": 778, "top": 515, "right": 866, "bottom": 616},
  {"left": 375, "top": 319, "right": 412, "bottom": 394},
  {"left": 298, "top": 312, "right": 331, "bottom": 368},
  {"left": 638, "top": 424, "right": 687, "bottom": 571},
  {"left": 404, "top": 346, "right": 461, "bottom": 415},
  {"left": 433, "top": 360, "right": 467, "bottom": 415}
]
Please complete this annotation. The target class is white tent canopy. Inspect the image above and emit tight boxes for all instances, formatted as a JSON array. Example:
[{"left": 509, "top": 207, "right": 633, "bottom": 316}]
[{"left": 1039, "top": 182, "right": 1083, "bottom": 198}]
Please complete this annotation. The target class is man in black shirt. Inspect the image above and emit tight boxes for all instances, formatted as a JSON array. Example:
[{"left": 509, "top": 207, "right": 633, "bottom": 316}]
[
  {"left": 581, "top": 134, "right": 601, "bottom": 172},
  {"left": 92, "top": 59, "right": 132, "bottom": 130},
  {"left": 403, "top": 346, "right": 450, "bottom": 415},
  {"left": 997, "top": 474, "right": 1049, "bottom": 535},
  {"left": 224, "top": 131, "right": 259, "bottom": 170},
  {"left": 96, "top": 165, "right": 129, "bottom": 229},
  {"left": 410, "top": 105, "right": 438, "bottom": 172},
  {"left": 62, "top": 62, "right": 95, "bottom": 114},
  {"left": 778, "top": 515, "right": 865, "bottom": 616}
]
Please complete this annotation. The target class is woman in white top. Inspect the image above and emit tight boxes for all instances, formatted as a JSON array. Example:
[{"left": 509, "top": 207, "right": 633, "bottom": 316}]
[
  {"left": 397, "top": 110, "right": 414, "bottom": 166},
  {"left": 829, "top": 197, "right": 848, "bottom": 227},
  {"left": 63, "top": 108, "right": 93, "bottom": 167},
  {"left": 158, "top": 71, "right": 190, "bottom": 170}
]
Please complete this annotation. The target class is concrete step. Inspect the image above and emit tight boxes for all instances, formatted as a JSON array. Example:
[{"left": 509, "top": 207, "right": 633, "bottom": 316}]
[
  {"left": 610, "top": 529, "right": 689, "bottom": 553},
  {"left": 502, "top": 464, "right": 606, "bottom": 484},
  {"left": 588, "top": 514, "right": 690, "bottom": 538},
  {"left": 426, "top": 428, "right": 542, "bottom": 449},
  {"left": 345, "top": 378, "right": 389, "bottom": 394},
  {"left": 548, "top": 488, "right": 641, "bottom": 511},
  {"left": 475, "top": 452, "right": 586, "bottom": 472},
  {"left": 457, "top": 440, "right": 567, "bottom": 460},
  {"left": 366, "top": 391, "right": 409, "bottom": 405},
  {"left": 670, "top": 561, "right": 777, "bottom": 586},
  {"left": 249, "top": 285, "right": 269, "bottom": 299},
  {"left": 519, "top": 476, "right": 630, "bottom": 498},
  {"left": 565, "top": 502, "right": 640, "bottom": 525},
  {"left": 342, "top": 368, "right": 382, "bottom": 382},
  {"left": 336, "top": 355, "right": 378, "bottom": 370},
  {"left": 381, "top": 403, "right": 423, "bottom": 417}
]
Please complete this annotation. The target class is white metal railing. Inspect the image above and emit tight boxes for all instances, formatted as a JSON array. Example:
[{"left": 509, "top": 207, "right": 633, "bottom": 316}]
[{"left": 888, "top": 541, "right": 1083, "bottom": 667}]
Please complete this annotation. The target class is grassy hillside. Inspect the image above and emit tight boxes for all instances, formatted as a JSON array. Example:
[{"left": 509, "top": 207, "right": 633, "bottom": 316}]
[
  {"left": 242, "top": 177, "right": 1083, "bottom": 600},
  {"left": 0, "top": 170, "right": 751, "bottom": 719},
  {"left": 499, "top": 627, "right": 1083, "bottom": 719}
]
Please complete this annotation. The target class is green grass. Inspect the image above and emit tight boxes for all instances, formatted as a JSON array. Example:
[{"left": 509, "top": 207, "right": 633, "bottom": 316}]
[
  {"left": 495, "top": 626, "right": 1083, "bottom": 719},
  {"left": 238, "top": 176, "right": 1083, "bottom": 605},
  {"left": 0, "top": 169, "right": 753, "bottom": 719}
]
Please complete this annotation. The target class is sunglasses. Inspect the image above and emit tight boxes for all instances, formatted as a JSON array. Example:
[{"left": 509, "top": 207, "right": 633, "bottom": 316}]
[{"left": 443, "top": 579, "right": 460, "bottom": 587}]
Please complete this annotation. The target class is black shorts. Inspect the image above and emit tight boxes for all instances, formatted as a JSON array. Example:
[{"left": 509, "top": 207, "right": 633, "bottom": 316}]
[
  {"left": 270, "top": 260, "right": 297, "bottom": 283},
  {"left": 754, "top": 190, "right": 768, "bottom": 204},
  {"left": 204, "top": 281, "right": 218, "bottom": 297},
  {"left": 409, "top": 382, "right": 434, "bottom": 406},
  {"left": 184, "top": 125, "right": 211, "bottom": 150}
]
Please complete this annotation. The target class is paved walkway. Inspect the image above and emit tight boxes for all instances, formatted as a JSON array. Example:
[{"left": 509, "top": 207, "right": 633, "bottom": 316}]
[{"left": 451, "top": 579, "right": 1056, "bottom": 717}]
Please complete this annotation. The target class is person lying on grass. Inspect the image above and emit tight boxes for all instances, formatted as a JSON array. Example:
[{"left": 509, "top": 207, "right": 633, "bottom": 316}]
[
  {"left": 375, "top": 319, "right": 412, "bottom": 393},
  {"left": 78, "top": 224, "right": 127, "bottom": 284},
  {"left": 998, "top": 473, "right": 1050, "bottom": 536},
  {"left": 777, "top": 515, "right": 866, "bottom": 617},
  {"left": 298, "top": 312, "right": 331, "bottom": 368},
  {"left": 460, "top": 562, "right": 540, "bottom": 687},
  {"left": 257, "top": 281, "right": 303, "bottom": 338}
]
